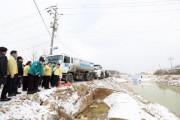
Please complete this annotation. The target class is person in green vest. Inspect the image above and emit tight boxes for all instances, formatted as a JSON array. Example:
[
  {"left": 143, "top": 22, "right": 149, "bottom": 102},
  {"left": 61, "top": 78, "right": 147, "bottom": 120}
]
[{"left": 27, "top": 57, "right": 45, "bottom": 94}]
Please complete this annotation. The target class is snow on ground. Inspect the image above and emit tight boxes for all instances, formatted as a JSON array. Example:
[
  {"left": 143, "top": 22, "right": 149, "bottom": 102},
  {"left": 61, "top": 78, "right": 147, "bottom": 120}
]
[
  {"left": 104, "top": 92, "right": 179, "bottom": 120},
  {"left": 0, "top": 88, "right": 58, "bottom": 120},
  {"left": 147, "top": 103, "right": 179, "bottom": 120},
  {"left": 154, "top": 75, "right": 180, "bottom": 87},
  {"left": 104, "top": 93, "right": 143, "bottom": 120},
  {"left": 0, "top": 77, "right": 179, "bottom": 120}
]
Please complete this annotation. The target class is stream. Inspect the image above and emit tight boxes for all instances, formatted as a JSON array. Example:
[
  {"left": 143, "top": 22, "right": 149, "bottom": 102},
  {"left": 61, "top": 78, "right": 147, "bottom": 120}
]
[{"left": 129, "top": 76, "right": 180, "bottom": 117}]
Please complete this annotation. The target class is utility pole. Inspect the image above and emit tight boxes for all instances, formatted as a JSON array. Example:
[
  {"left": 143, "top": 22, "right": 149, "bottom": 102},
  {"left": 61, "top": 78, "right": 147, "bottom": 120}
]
[
  {"left": 168, "top": 57, "right": 174, "bottom": 69},
  {"left": 46, "top": 5, "right": 62, "bottom": 55}
]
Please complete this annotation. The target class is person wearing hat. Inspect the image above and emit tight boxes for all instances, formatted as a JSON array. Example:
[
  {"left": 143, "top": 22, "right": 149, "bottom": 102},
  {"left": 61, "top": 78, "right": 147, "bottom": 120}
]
[{"left": 0, "top": 47, "right": 11, "bottom": 101}]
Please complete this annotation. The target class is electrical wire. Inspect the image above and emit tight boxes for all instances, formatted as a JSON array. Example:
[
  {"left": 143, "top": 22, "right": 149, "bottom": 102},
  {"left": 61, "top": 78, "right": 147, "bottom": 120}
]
[
  {"left": 62, "top": 8, "right": 180, "bottom": 16},
  {"left": 59, "top": 0, "right": 180, "bottom": 6},
  {"left": 60, "top": 2, "right": 180, "bottom": 9},
  {"left": 60, "top": 29, "right": 180, "bottom": 33},
  {"left": 7, "top": 33, "right": 49, "bottom": 45},
  {"left": 0, "top": 21, "right": 42, "bottom": 35},
  {"left": 0, "top": 17, "right": 39, "bottom": 30},
  {"left": 0, "top": 13, "right": 38, "bottom": 27},
  {"left": 19, "top": 41, "right": 50, "bottom": 51},
  {"left": 33, "top": 0, "right": 51, "bottom": 37}
]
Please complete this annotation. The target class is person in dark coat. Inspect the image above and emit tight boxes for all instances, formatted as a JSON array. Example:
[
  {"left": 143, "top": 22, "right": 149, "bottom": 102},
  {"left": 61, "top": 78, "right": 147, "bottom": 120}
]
[
  {"left": 16, "top": 56, "right": 23, "bottom": 94},
  {"left": 0, "top": 47, "right": 11, "bottom": 101}
]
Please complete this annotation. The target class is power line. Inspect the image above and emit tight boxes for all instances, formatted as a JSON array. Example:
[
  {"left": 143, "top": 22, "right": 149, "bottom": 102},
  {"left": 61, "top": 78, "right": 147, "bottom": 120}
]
[
  {"left": 60, "top": 2, "right": 180, "bottom": 9},
  {"left": 59, "top": 0, "right": 180, "bottom": 6},
  {"left": 0, "top": 13, "right": 38, "bottom": 27},
  {"left": 32, "top": 0, "right": 51, "bottom": 37},
  {"left": 19, "top": 41, "right": 50, "bottom": 51},
  {"left": 60, "top": 29, "right": 180, "bottom": 33},
  {"left": 56, "top": 36, "right": 81, "bottom": 57},
  {"left": 62, "top": 8, "right": 180, "bottom": 16},
  {"left": 0, "top": 15, "right": 39, "bottom": 30},
  {"left": 7, "top": 33, "right": 49, "bottom": 45},
  {"left": 0, "top": 21, "right": 42, "bottom": 35}
]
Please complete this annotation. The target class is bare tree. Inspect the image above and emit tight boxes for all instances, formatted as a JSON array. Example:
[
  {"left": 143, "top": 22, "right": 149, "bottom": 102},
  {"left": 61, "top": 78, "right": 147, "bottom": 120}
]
[
  {"left": 42, "top": 48, "right": 49, "bottom": 57},
  {"left": 31, "top": 50, "right": 40, "bottom": 62}
]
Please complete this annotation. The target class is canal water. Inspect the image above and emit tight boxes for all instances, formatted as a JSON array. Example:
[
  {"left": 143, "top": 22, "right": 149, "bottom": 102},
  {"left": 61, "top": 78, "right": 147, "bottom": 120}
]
[{"left": 129, "top": 76, "right": 180, "bottom": 117}]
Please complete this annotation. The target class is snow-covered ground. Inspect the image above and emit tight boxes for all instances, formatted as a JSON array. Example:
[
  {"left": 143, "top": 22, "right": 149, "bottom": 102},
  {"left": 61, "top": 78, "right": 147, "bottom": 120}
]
[
  {"left": 125, "top": 74, "right": 180, "bottom": 87},
  {"left": 154, "top": 75, "right": 180, "bottom": 87},
  {"left": 0, "top": 77, "right": 179, "bottom": 120}
]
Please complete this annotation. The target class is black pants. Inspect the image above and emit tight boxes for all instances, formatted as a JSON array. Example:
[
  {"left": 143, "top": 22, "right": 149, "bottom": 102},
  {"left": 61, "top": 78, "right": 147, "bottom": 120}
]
[
  {"left": 11, "top": 74, "right": 18, "bottom": 94},
  {"left": 44, "top": 76, "right": 50, "bottom": 89},
  {"left": 28, "top": 74, "right": 34, "bottom": 92},
  {"left": 1, "top": 76, "right": 13, "bottom": 98},
  {"left": 52, "top": 75, "right": 59, "bottom": 87},
  {"left": 22, "top": 76, "right": 28, "bottom": 91},
  {"left": 50, "top": 74, "right": 54, "bottom": 86},
  {"left": 0, "top": 76, "right": 6, "bottom": 84},
  {"left": 33, "top": 75, "right": 40, "bottom": 91},
  {"left": 39, "top": 77, "right": 43, "bottom": 86},
  {"left": 17, "top": 77, "right": 22, "bottom": 88},
  {"left": 42, "top": 76, "right": 46, "bottom": 88},
  {"left": 15, "top": 77, "right": 21, "bottom": 92}
]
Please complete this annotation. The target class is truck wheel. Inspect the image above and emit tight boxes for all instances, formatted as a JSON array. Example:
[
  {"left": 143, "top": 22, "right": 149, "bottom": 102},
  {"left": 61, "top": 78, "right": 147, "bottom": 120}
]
[
  {"left": 101, "top": 73, "right": 105, "bottom": 79},
  {"left": 66, "top": 73, "right": 74, "bottom": 83},
  {"left": 90, "top": 75, "right": 94, "bottom": 80},
  {"left": 85, "top": 73, "right": 91, "bottom": 81}
]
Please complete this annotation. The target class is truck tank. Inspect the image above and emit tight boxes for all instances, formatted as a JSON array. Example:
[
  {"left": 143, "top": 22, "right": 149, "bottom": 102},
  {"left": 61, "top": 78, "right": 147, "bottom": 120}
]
[{"left": 71, "top": 58, "right": 94, "bottom": 72}]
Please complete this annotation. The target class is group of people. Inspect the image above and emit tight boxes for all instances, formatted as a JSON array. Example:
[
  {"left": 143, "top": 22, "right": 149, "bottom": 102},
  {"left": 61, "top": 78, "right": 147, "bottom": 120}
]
[{"left": 0, "top": 47, "right": 62, "bottom": 101}]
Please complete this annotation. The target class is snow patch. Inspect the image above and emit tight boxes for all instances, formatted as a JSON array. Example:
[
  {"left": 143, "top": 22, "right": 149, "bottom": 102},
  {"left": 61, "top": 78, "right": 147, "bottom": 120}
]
[{"left": 104, "top": 93, "right": 142, "bottom": 120}]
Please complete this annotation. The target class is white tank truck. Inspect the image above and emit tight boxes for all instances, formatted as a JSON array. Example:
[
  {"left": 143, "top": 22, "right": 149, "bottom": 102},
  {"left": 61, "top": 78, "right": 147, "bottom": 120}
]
[{"left": 45, "top": 54, "right": 95, "bottom": 82}]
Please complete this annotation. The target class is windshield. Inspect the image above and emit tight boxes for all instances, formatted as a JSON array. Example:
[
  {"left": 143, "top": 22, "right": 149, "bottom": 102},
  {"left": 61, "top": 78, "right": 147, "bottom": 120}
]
[
  {"left": 94, "top": 65, "right": 100, "bottom": 70},
  {"left": 64, "top": 56, "right": 70, "bottom": 63},
  {"left": 45, "top": 55, "right": 63, "bottom": 64}
]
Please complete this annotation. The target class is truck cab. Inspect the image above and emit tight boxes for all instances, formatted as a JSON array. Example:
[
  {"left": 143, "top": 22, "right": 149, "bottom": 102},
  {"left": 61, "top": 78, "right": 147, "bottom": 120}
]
[
  {"left": 45, "top": 54, "right": 73, "bottom": 81},
  {"left": 94, "top": 64, "right": 105, "bottom": 79}
]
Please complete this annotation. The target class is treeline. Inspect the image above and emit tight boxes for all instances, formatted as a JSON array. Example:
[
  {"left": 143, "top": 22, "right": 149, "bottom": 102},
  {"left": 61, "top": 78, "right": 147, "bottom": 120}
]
[
  {"left": 154, "top": 66, "right": 180, "bottom": 75},
  {"left": 108, "top": 70, "right": 121, "bottom": 77}
]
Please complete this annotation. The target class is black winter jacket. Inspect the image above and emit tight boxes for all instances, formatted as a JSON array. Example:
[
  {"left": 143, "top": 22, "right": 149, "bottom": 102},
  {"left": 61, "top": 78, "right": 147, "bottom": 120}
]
[
  {"left": 17, "top": 61, "right": 23, "bottom": 76},
  {"left": 0, "top": 53, "right": 7, "bottom": 77}
]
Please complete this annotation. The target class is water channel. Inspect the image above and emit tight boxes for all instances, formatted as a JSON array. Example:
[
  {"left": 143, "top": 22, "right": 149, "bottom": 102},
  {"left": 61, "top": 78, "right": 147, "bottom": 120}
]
[{"left": 129, "top": 76, "right": 180, "bottom": 117}]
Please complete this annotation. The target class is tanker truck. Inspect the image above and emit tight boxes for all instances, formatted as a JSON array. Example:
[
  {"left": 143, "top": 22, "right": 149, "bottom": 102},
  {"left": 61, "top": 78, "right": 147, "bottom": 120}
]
[{"left": 45, "top": 54, "right": 95, "bottom": 82}]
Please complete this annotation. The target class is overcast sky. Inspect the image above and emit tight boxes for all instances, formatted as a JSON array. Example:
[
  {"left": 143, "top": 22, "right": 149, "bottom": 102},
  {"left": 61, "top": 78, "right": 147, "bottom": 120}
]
[{"left": 0, "top": 0, "right": 180, "bottom": 74}]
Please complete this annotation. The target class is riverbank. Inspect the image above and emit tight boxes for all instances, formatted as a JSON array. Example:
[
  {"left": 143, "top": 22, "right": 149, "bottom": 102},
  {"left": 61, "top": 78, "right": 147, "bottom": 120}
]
[
  {"left": 127, "top": 81, "right": 180, "bottom": 117},
  {"left": 152, "top": 75, "right": 180, "bottom": 87},
  {"left": 0, "top": 77, "right": 179, "bottom": 120}
]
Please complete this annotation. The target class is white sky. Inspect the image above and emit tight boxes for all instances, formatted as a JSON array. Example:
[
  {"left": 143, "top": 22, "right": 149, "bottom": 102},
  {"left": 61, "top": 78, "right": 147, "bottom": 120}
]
[{"left": 0, "top": 0, "right": 180, "bottom": 74}]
